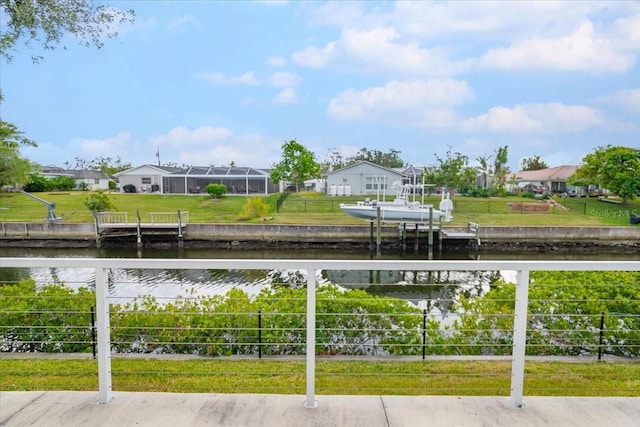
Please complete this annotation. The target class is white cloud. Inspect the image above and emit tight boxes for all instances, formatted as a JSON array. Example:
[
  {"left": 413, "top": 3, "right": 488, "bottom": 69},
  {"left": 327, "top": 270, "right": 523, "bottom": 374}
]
[
  {"left": 615, "top": 14, "right": 640, "bottom": 45},
  {"left": 293, "top": 28, "right": 461, "bottom": 76},
  {"left": 327, "top": 79, "right": 472, "bottom": 128},
  {"left": 168, "top": 14, "right": 198, "bottom": 29},
  {"left": 147, "top": 127, "right": 280, "bottom": 167},
  {"left": 70, "top": 131, "right": 134, "bottom": 156},
  {"left": 299, "top": 3, "right": 639, "bottom": 76},
  {"left": 269, "top": 72, "right": 301, "bottom": 88},
  {"left": 266, "top": 56, "right": 287, "bottom": 67},
  {"left": 292, "top": 41, "right": 338, "bottom": 68},
  {"left": 149, "top": 126, "right": 233, "bottom": 148},
  {"left": 478, "top": 21, "right": 636, "bottom": 73},
  {"left": 596, "top": 88, "right": 640, "bottom": 115},
  {"left": 195, "top": 71, "right": 261, "bottom": 85},
  {"left": 389, "top": 1, "right": 597, "bottom": 40},
  {"left": 462, "top": 103, "right": 606, "bottom": 134},
  {"left": 273, "top": 88, "right": 297, "bottom": 105}
]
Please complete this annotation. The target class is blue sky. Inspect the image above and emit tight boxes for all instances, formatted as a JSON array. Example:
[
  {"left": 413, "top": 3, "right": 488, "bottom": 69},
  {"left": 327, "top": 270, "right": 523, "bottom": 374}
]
[{"left": 2, "top": 1, "right": 639, "bottom": 172}]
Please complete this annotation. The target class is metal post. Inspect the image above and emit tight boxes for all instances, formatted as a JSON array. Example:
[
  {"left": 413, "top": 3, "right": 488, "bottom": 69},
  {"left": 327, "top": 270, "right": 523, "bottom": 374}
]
[
  {"left": 258, "top": 309, "right": 262, "bottom": 359},
  {"left": 510, "top": 269, "right": 530, "bottom": 408},
  {"left": 90, "top": 306, "right": 96, "bottom": 359},
  {"left": 304, "top": 269, "right": 318, "bottom": 408},
  {"left": 598, "top": 312, "right": 604, "bottom": 361},
  {"left": 95, "top": 267, "right": 113, "bottom": 404},
  {"left": 422, "top": 309, "right": 427, "bottom": 360}
]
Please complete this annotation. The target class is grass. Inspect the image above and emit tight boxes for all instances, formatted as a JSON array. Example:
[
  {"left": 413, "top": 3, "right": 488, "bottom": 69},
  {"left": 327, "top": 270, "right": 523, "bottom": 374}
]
[
  {"left": 1, "top": 191, "right": 638, "bottom": 226},
  {"left": 0, "top": 358, "right": 638, "bottom": 396}
]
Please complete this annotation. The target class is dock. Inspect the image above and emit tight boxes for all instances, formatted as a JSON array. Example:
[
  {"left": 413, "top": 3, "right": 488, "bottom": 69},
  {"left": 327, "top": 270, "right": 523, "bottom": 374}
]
[
  {"left": 397, "top": 221, "right": 480, "bottom": 248},
  {"left": 94, "top": 211, "right": 188, "bottom": 247}
]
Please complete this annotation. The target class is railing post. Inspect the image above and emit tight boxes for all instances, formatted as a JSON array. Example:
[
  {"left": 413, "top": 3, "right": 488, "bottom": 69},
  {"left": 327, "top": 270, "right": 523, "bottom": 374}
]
[
  {"left": 95, "top": 267, "right": 113, "bottom": 404},
  {"left": 304, "top": 269, "right": 318, "bottom": 408},
  {"left": 598, "top": 312, "right": 605, "bottom": 361},
  {"left": 258, "top": 309, "right": 262, "bottom": 359},
  {"left": 510, "top": 269, "right": 530, "bottom": 408},
  {"left": 90, "top": 306, "right": 96, "bottom": 359}
]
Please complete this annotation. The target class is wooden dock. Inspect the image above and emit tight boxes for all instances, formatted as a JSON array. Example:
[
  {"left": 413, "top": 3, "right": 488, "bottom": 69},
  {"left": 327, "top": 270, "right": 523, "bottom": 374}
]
[
  {"left": 94, "top": 211, "right": 188, "bottom": 247},
  {"left": 398, "top": 221, "right": 480, "bottom": 248}
]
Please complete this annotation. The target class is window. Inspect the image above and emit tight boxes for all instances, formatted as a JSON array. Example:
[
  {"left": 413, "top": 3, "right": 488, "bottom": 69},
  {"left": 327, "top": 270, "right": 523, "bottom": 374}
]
[
  {"left": 94, "top": 179, "right": 100, "bottom": 184},
  {"left": 141, "top": 177, "right": 152, "bottom": 184},
  {"left": 365, "top": 176, "right": 388, "bottom": 191}
]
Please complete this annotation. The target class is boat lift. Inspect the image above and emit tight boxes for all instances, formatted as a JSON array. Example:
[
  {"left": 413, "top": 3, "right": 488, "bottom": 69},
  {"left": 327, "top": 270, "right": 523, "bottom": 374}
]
[{"left": 20, "top": 190, "right": 63, "bottom": 221}]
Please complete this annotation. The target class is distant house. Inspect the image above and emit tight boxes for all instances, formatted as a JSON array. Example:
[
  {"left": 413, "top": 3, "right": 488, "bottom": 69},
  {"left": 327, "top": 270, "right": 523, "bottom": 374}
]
[
  {"left": 114, "top": 164, "right": 278, "bottom": 195},
  {"left": 41, "top": 167, "right": 112, "bottom": 190},
  {"left": 505, "top": 165, "right": 580, "bottom": 194},
  {"left": 324, "top": 161, "right": 405, "bottom": 196}
]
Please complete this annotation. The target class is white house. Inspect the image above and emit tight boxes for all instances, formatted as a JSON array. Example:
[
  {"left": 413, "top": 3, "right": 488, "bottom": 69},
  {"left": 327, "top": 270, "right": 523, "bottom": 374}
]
[
  {"left": 505, "top": 165, "right": 580, "bottom": 194},
  {"left": 41, "top": 167, "right": 112, "bottom": 190},
  {"left": 324, "top": 161, "right": 405, "bottom": 197}
]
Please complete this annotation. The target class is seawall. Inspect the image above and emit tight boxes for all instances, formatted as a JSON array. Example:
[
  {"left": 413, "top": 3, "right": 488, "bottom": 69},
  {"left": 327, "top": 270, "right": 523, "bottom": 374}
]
[{"left": 0, "top": 222, "right": 638, "bottom": 251}]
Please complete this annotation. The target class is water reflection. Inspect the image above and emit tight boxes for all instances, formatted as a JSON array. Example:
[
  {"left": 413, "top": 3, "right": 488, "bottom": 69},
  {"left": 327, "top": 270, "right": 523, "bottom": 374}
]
[{"left": 1, "top": 246, "right": 637, "bottom": 309}]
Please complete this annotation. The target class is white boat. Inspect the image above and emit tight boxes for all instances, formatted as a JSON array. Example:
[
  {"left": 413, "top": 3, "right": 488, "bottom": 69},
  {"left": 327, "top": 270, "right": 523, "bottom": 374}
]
[{"left": 339, "top": 183, "right": 453, "bottom": 223}]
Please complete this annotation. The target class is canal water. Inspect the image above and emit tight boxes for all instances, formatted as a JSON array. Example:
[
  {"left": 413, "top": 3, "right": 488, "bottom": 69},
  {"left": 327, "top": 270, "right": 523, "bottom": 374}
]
[{"left": 1, "top": 246, "right": 638, "bottom": 320}]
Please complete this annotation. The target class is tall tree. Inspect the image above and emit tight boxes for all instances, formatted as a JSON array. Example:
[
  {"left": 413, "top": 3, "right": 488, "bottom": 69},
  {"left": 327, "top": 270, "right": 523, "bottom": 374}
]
[
  {"left": 1, "top": 0, "right": 135, "bottom": 62},
  {"left": 320, "top": 147, "right": 345, "bottom": 174},
  {"left": 89, "top": 156, "right": 131, "bottom": 175},
  {"left": 476, "top": 154, "right": 492, "bottom": 189},
  {"left": 520, "top": 155, "right": 549, "bottom": 171},
  {"left": 425, "top": 147, "right": 476, "bottom": 195},
  {"left": 347, "top": 148, "right": 405, "bottom": 168},
  {"left": 0, "top": 119, "right": 35, "bottom": 187},
  {"left": 493, "top": 145, "right": 509, "bottom": 189},
  {"left": 270, "top": 140, "right": 321, "bottom": 192},
  {"left": 569, "top": 145, "right": 640, "bottom": 204}
]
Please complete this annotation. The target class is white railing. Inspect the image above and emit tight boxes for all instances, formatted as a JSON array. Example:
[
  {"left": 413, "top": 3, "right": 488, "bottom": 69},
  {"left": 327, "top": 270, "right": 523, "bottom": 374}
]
[
  {"left": 1, "top": 257, "right": 638, "bottom": 408},
  {"left": 95, "top": 212, "right": 129, "bottom": 224},
  {"left": 149, "top": 211, "right": 189, "bottom": 225}
]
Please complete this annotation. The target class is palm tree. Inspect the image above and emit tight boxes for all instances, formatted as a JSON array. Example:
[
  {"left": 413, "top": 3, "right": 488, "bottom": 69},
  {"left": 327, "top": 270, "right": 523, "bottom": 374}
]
[{"left": 476, "top": 155, "right": 492, "bottom": 189}]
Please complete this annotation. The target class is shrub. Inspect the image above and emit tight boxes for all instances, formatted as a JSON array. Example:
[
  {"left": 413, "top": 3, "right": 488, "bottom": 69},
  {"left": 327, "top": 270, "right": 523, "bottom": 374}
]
[
  {"left": 206, "top": 183, "right": 227, "bottom": 198},
  {"left": 23, "top": 174, "right": 48, "bottom": 192},
  {"left": 76, "top": 182, "right": 90, "bottom": 191},
  {"left": 0, "top": 280, "right": 95, "bottom": 353},
  {"left": 84, "top": 190, "right": 115, "bottom": 213},
  {"left": 238, "top": 197, "right": 270, "bottom": 220},
  {"left": 48, "top": 176, "right": 76, "bottom": 191}
]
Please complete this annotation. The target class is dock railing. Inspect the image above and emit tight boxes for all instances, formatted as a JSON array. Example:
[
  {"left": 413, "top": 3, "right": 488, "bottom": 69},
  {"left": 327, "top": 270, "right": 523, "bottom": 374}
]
[{"left": 0, "top": 258, "right": 638, "bottom": 409}]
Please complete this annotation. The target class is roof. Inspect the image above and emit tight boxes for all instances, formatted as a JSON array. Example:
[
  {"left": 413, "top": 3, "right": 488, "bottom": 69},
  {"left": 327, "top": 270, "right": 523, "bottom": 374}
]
[
  {"left": 115, "top": 164, "right": 270, "bottom": 177},
  {"left": 325, "top": 161, "right": 405, "bottom": 177},
  {"left": 113, "top": 164, "right": 182, "bottom": 176},
  {"left": 41, "top": 168, "right": 111, "bottom": 180},
  {"left": 507, "top": 165, "right": 578, "bottom": 182}
]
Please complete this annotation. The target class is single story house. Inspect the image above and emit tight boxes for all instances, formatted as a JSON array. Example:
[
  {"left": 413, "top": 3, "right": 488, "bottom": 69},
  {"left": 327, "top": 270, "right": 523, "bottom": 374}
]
[
  {"left": 114, "top": 164, "right": 278, "bottom": 195},
  {"left": 505, "top": 165, "right": 581, "bottom": 194},
  {"left": 41, "top": 167, "right": 112, "bottom": 190},
  {"left": 324, "top": 161, "right": 405, "bottom": 197}
]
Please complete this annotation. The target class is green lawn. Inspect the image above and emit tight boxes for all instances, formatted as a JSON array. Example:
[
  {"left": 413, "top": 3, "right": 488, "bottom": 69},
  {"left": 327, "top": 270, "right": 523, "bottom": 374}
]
[
  {"left": 0, "top": 358, "right": 637, "bottom": 396},
  {"left": 1, "top": 191, "right": 638, "bottom": 226}
]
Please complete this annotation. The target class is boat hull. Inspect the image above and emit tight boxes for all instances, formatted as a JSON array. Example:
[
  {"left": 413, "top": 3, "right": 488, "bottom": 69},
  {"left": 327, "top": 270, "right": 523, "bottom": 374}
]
[{"left": 339, "top": 204, "right": 442, "bottom": 222}]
